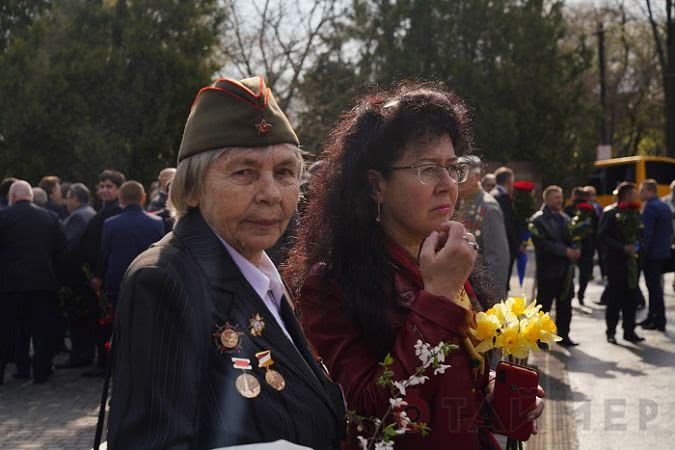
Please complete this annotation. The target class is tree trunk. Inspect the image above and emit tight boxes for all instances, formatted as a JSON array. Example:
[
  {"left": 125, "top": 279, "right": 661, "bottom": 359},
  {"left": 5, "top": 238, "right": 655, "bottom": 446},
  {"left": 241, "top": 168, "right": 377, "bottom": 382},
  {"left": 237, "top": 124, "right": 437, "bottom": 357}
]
[{"left": 665, "top": 1, "right": 675, "bottom": 157}]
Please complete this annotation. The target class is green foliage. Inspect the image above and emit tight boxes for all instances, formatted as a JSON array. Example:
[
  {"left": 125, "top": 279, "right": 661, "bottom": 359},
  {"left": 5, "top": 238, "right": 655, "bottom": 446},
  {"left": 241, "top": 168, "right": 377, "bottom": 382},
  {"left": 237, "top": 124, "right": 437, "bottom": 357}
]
[
  {"left": 0, "top": 0, "right": 224, "bottom": 186},
  {"left": 298, "top": 0, "right": 594, "bottom": 185},
  {"left": 377, "top": 352, "right": 394, "bottom": 387}
]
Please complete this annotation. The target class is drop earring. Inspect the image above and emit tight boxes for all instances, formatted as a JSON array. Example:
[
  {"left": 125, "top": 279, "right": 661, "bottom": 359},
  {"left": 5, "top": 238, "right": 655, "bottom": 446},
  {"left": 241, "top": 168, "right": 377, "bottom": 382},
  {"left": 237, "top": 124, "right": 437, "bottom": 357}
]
[{"left": 376, "top": 200, "right": 381, "bottom": 223}]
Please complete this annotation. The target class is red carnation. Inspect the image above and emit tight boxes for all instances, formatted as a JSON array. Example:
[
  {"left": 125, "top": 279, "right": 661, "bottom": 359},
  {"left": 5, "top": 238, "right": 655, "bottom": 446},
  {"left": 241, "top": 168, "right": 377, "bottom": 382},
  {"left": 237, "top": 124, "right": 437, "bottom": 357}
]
[
  {"left": 513, "top": 180, "right": 535, "bottom": 192},
  {"left": 104, "top": 340, "right": 112, "bottom": 354},
  {"left": 576, "top": 203, "right": 594, "bottom": 213}
]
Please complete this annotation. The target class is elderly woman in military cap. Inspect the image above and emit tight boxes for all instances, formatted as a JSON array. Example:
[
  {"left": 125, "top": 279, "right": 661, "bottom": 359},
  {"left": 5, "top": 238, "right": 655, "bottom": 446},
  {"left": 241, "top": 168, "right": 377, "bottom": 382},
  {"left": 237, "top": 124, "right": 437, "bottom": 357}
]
[{"left": 106, "top": 77, "right": 345, "bottom": 450}]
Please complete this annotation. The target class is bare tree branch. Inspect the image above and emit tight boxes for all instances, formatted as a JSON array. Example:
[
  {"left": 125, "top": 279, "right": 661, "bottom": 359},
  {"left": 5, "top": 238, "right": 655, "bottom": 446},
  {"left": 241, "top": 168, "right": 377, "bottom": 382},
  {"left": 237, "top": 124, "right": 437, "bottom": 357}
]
[
  {"left": 646, "top": 0, "right": 667, "bottom": 72},
  {"left": 219, "top": 0, "right": 339, "bottom": 113}
]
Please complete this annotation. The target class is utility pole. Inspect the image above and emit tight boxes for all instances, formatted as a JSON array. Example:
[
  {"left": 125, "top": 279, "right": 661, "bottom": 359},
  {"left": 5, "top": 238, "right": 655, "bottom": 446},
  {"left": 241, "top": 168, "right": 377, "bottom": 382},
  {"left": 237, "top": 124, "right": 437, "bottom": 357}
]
[{"left": 597, "top": 21, "right": 609, "bottom": 146}]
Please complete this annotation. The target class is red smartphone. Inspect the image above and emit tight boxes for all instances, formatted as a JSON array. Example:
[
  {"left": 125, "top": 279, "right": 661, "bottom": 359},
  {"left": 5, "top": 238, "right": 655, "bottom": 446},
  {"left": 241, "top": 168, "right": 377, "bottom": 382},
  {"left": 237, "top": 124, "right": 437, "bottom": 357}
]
[{"left": 491, "top": 361, "right": 539, "bottom": 441}]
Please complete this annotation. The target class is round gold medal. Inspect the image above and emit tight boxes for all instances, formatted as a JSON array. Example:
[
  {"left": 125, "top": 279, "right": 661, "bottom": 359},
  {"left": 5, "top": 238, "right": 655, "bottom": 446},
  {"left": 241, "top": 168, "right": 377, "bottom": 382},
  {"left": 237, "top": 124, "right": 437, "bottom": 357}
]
[
  {"left": 265, "top": 369, "right": 286, "bottom": 391},
  {"left": 235, "top": 373, "right": 261, "bottom": 398},
  {"left": 220, "top": 329, "right": 239, "bottom": 349}
]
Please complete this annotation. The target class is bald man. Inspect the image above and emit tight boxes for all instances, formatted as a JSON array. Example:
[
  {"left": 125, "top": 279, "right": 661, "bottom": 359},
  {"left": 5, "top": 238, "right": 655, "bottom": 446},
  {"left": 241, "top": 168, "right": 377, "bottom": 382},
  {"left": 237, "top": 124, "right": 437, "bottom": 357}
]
[{"left": 0, "top": 181, "right": 65, "bottom": 384}]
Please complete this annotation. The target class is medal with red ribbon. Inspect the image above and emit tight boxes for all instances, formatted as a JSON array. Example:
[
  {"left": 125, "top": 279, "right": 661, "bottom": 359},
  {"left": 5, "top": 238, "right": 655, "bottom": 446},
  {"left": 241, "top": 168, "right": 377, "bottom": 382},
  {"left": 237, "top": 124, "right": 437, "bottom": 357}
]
[{"left": 231, "top": 357, "right": 260, "bottom": 398}]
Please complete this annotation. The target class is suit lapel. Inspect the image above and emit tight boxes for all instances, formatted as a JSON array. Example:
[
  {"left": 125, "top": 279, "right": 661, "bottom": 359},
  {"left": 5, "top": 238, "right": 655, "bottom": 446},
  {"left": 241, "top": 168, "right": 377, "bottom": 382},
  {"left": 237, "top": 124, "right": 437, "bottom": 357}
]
[{"left": 173, "top": 210, "right": 340, "bottom": 420}]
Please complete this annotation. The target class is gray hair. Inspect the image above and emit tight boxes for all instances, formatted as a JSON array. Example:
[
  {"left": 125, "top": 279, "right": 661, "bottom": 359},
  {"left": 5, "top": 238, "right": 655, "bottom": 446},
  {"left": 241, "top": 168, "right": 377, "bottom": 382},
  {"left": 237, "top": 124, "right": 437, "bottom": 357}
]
[
  {"left": 9, "top": 180, "right": 33, "bottom": 204},
  {"left": 168, "top": 143, "right": 304, "bottom": 222},
  {"left": 68, "top": 182, "right": 90, "bottom": 205},
  {"left": 32, "top": 187, "right": 48, "bottom": 206}
]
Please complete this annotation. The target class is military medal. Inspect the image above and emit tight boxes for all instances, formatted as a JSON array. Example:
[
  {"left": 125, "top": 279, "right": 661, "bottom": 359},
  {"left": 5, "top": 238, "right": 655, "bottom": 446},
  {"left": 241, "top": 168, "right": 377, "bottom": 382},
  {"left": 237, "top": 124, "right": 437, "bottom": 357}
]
[
  {"left": 255, "top": 350, "right": 285, "bottom": 391},
  {"left": 249, "top": 314, "right": 265, "bottom": 337},
  {"left": 213, "top": 322, "right": 242, "bottom": 353},
  {"left": 232, "top": 357, "right": 261, "bottom": 398}
]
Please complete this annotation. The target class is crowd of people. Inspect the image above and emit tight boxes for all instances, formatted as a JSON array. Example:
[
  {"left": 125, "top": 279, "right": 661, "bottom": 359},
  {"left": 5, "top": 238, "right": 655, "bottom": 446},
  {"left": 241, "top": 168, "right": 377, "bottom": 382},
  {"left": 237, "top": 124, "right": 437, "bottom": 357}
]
[
  {"left": 0, "top": 169, "right": 175, "bottom": 384},
  {"left": 461, "top": 168, "right": 674, "bottom": 347},
  {"left": 0, "top": 75, "right": 673, "bottom": 450}
]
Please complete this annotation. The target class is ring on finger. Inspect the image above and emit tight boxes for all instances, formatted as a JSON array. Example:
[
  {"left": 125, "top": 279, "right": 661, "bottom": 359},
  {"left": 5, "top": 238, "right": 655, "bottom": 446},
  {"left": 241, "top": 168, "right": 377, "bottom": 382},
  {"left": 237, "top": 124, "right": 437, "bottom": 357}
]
[{"left": 462, "top": 235, "right": 479, "bottom": 251}]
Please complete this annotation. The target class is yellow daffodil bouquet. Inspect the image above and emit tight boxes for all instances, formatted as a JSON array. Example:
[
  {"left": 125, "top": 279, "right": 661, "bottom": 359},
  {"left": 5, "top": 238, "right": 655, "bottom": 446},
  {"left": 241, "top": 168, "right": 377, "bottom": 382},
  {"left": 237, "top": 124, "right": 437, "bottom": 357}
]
[
  {"left": 471, "top": 297, "right": 559, "bottom": 450},
  {"left": 471, "top": 296, "right": 561, "bottom": 361}
]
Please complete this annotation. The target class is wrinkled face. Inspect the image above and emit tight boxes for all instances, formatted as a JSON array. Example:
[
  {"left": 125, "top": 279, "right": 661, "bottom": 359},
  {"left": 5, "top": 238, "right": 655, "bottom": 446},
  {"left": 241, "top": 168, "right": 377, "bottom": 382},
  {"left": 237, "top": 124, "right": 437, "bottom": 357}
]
[
  {"left": 65, "top": 192, "right": 79, "bottom": 213},
  {"left": 545, "top": 190, "right": 564, "bottom": 212},
  {"left": 99, "top": 180, "right": 119, "bottom": 203},
  {"left": 372, "top": 134, "right": 458, "bottom": 245},
  {"left": 194, "top": 146, "right": 301, "bottom": 260}
]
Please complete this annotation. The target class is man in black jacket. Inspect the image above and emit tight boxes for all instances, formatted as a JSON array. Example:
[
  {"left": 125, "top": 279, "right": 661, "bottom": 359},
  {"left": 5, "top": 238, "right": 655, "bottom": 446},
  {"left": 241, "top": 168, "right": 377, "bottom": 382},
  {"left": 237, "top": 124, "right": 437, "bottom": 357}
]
[
  {"left": 531, "top": 185, "right": 581, "bottom": 347},
  {"left": 598, "top": 182, "right": 645, "bottom": 343},
  {"left": 0, "top": 181, "right": 65, "bottom": 384},
  {"left": 78, "top": 169, "right": 125, "bottom": 376},
  {"left": 564, "top": 187, "right": 595, "bottom": 306},
  {"left": 490, "top": 167, "right": 521, "bottom": 294}
]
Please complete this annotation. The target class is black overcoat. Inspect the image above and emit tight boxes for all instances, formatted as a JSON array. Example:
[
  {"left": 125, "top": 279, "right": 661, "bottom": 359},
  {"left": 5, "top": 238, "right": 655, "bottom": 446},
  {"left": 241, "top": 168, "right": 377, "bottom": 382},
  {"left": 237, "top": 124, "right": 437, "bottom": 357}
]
[{"left": 107, "top": 209, "right": 345, "bottom": 450}]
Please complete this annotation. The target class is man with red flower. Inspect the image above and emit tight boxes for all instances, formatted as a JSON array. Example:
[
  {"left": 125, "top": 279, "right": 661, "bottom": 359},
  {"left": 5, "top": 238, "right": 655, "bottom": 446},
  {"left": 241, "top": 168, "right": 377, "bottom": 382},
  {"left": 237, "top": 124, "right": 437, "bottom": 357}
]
[
  {"left": 597, "top": 182, "right": 645, "bottom": 344},
  {"left": 530, "top": 185, "right": 581, "bottom": 347},
  {"left": 564, "top": 187, "right": 596, "bottom": 307}
]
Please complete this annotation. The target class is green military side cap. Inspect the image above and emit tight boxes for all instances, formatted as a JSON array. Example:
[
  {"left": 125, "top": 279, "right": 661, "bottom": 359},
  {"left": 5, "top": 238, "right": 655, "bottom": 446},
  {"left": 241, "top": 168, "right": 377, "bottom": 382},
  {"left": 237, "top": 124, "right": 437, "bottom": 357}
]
[{"left": 177, "top": 76, "right": 299, "bottom": 162}]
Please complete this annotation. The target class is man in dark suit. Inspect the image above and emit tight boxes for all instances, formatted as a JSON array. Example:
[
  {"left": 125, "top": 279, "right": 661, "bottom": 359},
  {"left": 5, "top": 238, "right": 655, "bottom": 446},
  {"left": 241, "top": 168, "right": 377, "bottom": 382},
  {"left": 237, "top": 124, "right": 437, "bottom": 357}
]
[
  {"left": 39, "top": 175, "right": 68, "bottom": 220},
  {"left": 0, "top": 181, "right": 65, "bottom": 384},
  {"left": 79, "top": 169, "right": 125, "bottom": 376},
  {"left": 598, "top": 182, "right": 645, "bottom": 343},
  {"left": 564, "top": 187, "right": 595, "bottom": 306},
  {"left": 0, "top": 177, "right": 17, "bottom": 209},
  {"left": 106, "top": 76, "right": 345, "bottom": 449},
  {"left": 57, "top": 183, "right": 97, "bottom": 369},
  {"left": 639, "top": 179, "right": 674, "bottom": 332},
  {"left": 491, "top": 167, "right": 521, "bottom": 294},
  {"left": 530, "top": 185, "right": 581, "bottom": 347},
  {"left": 101, "top": 181, "right": 165, "bottom": 307},
  {"left": 83, "top": 181, "right": 165, "bottom": 378}
]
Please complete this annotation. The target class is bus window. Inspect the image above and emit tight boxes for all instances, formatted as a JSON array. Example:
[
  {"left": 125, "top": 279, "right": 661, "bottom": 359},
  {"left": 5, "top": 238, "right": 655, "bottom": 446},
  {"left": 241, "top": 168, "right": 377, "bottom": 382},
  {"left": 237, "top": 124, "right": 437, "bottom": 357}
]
[
  {"left": 605, "top": 163, "right": 636, "bottom": 193},
  {"left": 589, "top": 167, "right": 605, "bottom": 194},
  {"left": 645, "top": 161, "right": 675, "bottom": 185}
]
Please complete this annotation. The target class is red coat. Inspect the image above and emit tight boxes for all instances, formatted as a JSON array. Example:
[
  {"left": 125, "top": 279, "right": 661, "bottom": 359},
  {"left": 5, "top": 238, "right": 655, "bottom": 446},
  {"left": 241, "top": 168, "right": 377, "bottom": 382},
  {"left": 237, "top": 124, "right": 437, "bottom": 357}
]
[{"left": 300, "top": 243, "right": 501, "bottom": 449}]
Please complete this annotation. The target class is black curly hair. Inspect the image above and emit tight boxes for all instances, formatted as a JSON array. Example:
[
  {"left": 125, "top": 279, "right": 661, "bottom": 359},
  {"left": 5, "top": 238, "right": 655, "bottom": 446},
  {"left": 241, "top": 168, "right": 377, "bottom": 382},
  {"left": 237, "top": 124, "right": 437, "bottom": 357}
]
[{"left": 283, "top": 80, "right": 477, "bottom": 358}]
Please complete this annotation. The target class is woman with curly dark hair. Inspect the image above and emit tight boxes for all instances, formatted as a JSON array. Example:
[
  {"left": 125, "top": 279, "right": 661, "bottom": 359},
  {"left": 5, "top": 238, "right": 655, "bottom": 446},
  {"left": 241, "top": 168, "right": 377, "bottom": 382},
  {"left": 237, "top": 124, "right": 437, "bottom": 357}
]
[{"left": 283, "top": 82, "right": 544, "bottom": 449}]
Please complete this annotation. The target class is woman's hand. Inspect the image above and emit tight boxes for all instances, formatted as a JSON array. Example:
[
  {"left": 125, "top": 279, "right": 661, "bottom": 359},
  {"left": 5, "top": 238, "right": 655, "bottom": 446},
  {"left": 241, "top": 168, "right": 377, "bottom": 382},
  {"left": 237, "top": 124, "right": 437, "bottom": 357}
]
[
  {"left": 485, "top": 371, "right": 546, "bottom": 436},
  {"left": 419, "top": 221, "right": 477, "bottom": 300}
]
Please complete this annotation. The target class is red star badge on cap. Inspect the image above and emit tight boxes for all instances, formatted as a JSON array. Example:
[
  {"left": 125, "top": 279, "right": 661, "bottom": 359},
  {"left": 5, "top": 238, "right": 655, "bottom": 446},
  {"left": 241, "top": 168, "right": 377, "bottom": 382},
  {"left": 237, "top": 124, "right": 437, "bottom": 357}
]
[{"left": 255, "top": 119, "right": 272, "bottom": 135}]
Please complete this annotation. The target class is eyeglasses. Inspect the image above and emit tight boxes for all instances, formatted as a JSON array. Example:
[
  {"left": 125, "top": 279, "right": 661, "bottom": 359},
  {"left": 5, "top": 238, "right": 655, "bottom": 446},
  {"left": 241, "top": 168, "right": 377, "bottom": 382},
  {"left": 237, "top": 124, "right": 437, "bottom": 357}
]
[{"left": 390, "top": 163, "right": 471, "bottom": 185}]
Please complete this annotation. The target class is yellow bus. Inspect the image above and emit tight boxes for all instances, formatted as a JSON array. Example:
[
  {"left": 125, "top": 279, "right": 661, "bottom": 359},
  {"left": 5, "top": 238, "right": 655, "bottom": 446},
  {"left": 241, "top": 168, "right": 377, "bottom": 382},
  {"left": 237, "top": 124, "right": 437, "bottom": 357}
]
[{"left": 588, "top": 156, "right": 675, "bottom": 207}]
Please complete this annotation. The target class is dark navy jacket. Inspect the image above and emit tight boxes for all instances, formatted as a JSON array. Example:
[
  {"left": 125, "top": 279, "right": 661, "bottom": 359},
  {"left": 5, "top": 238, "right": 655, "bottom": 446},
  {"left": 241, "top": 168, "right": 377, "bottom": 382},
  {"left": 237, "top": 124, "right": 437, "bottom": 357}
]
[
  {"left": 101, "top": 204, "right": 164, "bottom": 300},
  {"left": 641, "top": 197, "right": 674, "bottom": 261}
]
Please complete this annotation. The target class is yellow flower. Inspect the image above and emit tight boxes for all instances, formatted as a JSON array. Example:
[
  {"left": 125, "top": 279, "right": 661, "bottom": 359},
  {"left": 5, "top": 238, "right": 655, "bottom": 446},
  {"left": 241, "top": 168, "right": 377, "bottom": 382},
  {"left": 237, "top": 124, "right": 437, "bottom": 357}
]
[
  {"left": 494, "top": 321, "right": 529, "bottom": 359},
  {"left": 486, "top": 302, "right": 517, "bottom": 326},
  {"left": 507, "top": 296, "right": 527, "bottom": 316},
  {"left": 471, "top": 312, "right": 501, "bottom": 353},
  {"left": 505, "top": 296, "right": 541, "bottom": 319},
  {"left": 520, "top": 318, "right": 543, "bottom": 354},
  {"left": 536, "top": 311, "right": 562, "bottom": 349}
]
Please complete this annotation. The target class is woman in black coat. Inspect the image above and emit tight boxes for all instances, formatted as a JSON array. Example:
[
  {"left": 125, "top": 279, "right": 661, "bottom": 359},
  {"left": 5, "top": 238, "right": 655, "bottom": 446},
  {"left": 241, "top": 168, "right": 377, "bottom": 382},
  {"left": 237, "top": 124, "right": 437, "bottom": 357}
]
[{"left": 106, "top": 76, "right": 345, "bottom": 450}]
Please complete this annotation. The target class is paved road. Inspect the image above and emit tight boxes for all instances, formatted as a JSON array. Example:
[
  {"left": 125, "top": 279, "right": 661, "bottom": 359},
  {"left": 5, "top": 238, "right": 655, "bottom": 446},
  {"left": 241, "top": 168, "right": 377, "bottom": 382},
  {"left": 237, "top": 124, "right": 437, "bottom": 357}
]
[
  {"left": 0, "top": 353, "right": 105, "bottom": 449},
  {"left": 520, "top": 257, "right": 675, "bottom": 450},
  {"left": 1, "top": 254, "right": 674, "bottom": 449}
]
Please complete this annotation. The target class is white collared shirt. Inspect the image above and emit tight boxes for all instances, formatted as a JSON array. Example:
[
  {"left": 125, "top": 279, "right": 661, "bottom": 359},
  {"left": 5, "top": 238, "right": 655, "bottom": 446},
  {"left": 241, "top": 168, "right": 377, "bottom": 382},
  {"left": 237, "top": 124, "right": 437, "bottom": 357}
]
[{"left": 216, "top": 235, "right": 294, "bottom": 343}]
